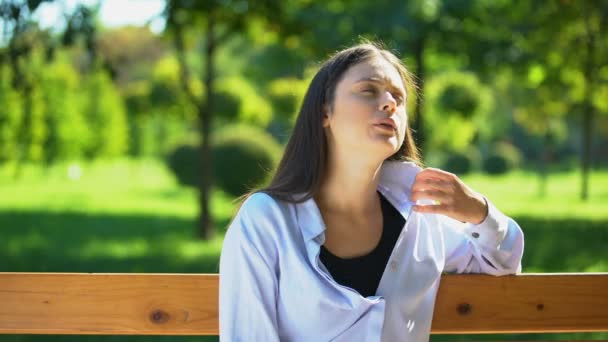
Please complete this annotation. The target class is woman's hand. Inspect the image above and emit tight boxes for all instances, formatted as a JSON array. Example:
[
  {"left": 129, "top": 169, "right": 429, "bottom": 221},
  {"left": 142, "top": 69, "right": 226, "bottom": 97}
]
[{"left": 410, "top": 168, "right": 488, "bottom": 224}]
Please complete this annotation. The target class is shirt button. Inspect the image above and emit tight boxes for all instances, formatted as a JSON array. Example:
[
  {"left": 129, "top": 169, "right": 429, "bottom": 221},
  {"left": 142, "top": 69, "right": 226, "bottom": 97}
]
[
  {"left": 472, "top": 232, "right": 480, "bottom": 238},
  {"left": 390, "top": 261, "right": 398, "bottom": 271}
]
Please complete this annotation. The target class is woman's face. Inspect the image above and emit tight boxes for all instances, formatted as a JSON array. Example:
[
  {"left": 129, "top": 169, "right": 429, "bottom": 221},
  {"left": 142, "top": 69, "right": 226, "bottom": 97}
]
[{"left": 323, "top": 57, "right": 407, "bottom": 161}]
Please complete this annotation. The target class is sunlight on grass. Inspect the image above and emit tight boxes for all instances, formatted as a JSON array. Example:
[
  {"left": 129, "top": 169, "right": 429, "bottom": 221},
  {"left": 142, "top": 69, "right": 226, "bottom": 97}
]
[
  {"left": 177, "top": 237, "right": 225, "bottom": 264},
  {"left": 462, "top": 169, "right": 608, "bottom": 220},
  {"left": 1, "top": 160, "right": 606, "bottom": 276},
  {"left": 80, "top": 239, "right": 150, "bottom": 259}
]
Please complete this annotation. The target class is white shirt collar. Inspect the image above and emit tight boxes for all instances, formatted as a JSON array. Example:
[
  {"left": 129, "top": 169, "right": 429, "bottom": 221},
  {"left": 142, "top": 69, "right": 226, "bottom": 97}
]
[{"left": 295, "top": 160, "right": 422, "bottom": 243}]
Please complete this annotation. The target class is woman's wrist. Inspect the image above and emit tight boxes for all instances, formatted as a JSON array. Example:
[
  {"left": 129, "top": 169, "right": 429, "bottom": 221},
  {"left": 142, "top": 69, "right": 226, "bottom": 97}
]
[{"left": 470, "top": 194, "right": 489, "bottom": 225}]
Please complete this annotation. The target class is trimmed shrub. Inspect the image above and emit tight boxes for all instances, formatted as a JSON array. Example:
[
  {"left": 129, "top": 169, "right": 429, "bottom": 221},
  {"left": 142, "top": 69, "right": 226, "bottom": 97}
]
[
  {"left": 425, "top": 71, "right": 494, "bottom": 152},
  {"left": 213, "top": 125, "right": 282, "bottom": 197},
  {"left": 442, "top": 149, "right": 481, "bottom": 175},
  {"left": 483, "top": 155, "right": 509, "bottom": 175},
  {"left": 483, "top": 142, "right": 523, "bottom": 175},
  {"left": 166, "top": 143, "right": 199, "bottom": 187},
  {"left": 267, "top": 77, "right": 308, "bottom": 122},
  {"left": 215, "top": 77, "right": 273, "bottom": 127},
  {"left": 166, "top": 125, "right": 282, "bottom": 197}
]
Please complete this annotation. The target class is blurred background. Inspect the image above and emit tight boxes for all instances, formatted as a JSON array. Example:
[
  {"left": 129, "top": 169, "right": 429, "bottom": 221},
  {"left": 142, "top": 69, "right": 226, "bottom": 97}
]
[{"left": 0, "top": 0, "right": 607, "bottom": 340}]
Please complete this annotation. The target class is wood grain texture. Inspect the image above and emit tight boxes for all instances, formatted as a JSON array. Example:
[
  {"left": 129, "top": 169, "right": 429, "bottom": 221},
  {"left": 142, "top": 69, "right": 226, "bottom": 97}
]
[
  {"left": 0, "top": 273, "right": 218, "bottom": 335},
  {"left": 0, "top": 273, "right": 607, "bottom": 335},
  {"left": 433, "top": 273, "right": 608, "bottom": 334}
]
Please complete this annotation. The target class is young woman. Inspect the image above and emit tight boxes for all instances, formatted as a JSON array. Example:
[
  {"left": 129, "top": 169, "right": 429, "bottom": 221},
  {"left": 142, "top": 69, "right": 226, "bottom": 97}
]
[{"left": 219, "top": 42, "right": 524, "bottom": 341}]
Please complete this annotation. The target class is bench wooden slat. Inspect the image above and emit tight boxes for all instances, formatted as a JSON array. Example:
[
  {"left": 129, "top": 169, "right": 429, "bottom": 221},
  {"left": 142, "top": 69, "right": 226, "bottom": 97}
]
[{"left": 0, "top": 273, "right": 607, "bottom": 335}]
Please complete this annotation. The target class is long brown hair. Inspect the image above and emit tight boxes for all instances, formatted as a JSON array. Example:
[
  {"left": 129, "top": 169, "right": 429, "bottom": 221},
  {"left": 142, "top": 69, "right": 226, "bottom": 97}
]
[{"left": 246, "top": 42, "right": 421, "bottom": 204}]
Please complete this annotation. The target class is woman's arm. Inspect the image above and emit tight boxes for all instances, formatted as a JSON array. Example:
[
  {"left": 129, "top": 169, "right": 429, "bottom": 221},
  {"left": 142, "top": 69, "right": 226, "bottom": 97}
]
[
  {"left": 440, "top": 197, "right": 524, "bottom": 275},
  {"left": 219, "top": 194, "right": 280, "bottom": 341},
  {"left": 409, "top": 168, "right": 524, "bottom": 275}
]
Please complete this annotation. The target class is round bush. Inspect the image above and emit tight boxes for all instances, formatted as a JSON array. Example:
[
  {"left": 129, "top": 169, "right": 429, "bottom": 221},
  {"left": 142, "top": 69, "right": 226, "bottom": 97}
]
[
  {"left": 483, "top": 142, "right": 522, "bottom": 175},
  {"left": 425, "top": 71, "right": 494, "bottom": 152},
  {"left": 442, "top": 151, "right": 476, "bottom": 175},
  {"left": 165, "top": 125, "right": 282, "bottom": 197},
  {"left": 482, "top": 154, "right": 509, "bottom": 175},
  {"left": 166, "top": 143, "right": 199, "bottom": 187},
  {"left": 213, "top": 125, "right": 282, "bottom": 197},
  {"left": 439, "top": 84, "right": 478, "bottom": 119}
]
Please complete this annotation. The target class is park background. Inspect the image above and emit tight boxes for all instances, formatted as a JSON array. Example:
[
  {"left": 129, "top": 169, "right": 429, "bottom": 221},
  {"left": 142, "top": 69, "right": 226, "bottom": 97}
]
[{"left": 1, "top": 0, "right": 607, "bottom": 340}]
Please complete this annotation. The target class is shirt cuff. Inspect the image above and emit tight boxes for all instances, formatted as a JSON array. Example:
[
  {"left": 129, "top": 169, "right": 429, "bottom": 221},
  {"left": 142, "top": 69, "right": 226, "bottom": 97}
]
[{"left": 463, "top": 197, "right": 509, "bottom": 249}]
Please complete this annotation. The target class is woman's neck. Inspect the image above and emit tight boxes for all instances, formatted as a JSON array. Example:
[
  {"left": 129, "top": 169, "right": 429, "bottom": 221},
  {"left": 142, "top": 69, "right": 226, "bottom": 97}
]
[{"left": 315, "top": 154, "right": 383, "bottom": 215}]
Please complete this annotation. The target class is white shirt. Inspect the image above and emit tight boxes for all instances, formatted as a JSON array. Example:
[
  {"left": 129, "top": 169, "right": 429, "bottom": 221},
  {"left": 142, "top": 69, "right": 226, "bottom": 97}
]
[{"left": 219, "top": 161, "right": 524, "bottom": 341}]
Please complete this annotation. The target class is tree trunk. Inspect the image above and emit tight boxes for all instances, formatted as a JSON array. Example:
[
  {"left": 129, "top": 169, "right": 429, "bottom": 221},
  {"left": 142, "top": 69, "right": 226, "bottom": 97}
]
[
  {"left": 580, "top": 7, "right": 596, "bottom": 201},
  {"left": 198, "top": 17, "right": 216, "bottom": 240},
  {"left": 580, "top": 105, "right": 593, "bottom": 201},
  {"left": 538, "top": 122, "right": 550, "bottom": 198},
  {"left": 412, "top": 35, "right": 426, "bottom": 155}
]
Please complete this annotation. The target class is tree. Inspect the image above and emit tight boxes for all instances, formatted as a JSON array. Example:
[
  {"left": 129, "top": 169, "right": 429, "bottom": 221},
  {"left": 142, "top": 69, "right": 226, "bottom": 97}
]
[
  {"left": 475, "top": 1, "right": 608, "bottom": 200},
  {"left": 163, "top": 0, "right": 285, "bottom": 240}
]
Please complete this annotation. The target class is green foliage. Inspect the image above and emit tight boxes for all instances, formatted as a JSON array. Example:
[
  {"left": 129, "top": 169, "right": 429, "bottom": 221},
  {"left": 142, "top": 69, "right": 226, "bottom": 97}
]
[
  {"left": 41, "top": 54, "right": 88, "bottom": 162},
  {"left": 483, "top": 154, "right": 509, "bottom": 175},
  {"left": 0, "top": 67, "right": 23, "bottom": 163},
  {"left": 151, "top": 56, "right": 200, "bottom": 118},
  {"left": 166, "top": 142, "right": 199, "bottom": 188},
  {"left": 24, "top": 80, "right": 47, "bottom": 162},
  {"left": 441, "top": 148, "right": 481, "bottom": 175},
  {"left": 215, "top": 76, "right": 273, "bottom": 127},
  {"left": 438, "top": 84, "right": 478, "bottom": 119},
  {"left": 483, "top": 142, "right": 523, "bottom": 175},
  {"left": 426, "top": 71, "right": 494, "bottom": 152},
  {"left": 267, "top": 77, "right": 308, "bottom": 122},
  {"left": 214, "top": 89, "right": 240, "bottom": 121},
  {"left": 122, "top": 56, "right": 198, "bottom": 158},
  {"left": 166, "top": 125, "right": 281, "bottom": 197},
  {"left": 82, "top": 68, "right": 129, "bottom": 159},
  {"left": 213, "top": 124, "right": 282, "bottom": 197}
]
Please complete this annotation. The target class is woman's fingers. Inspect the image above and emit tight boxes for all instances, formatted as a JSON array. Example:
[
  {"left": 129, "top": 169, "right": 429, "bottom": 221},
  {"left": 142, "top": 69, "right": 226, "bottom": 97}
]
[
  {"left": 410, "top": 189, "right": 450, "bottom": 204},
  {"left": 415, "top": 167, "right": 457, "bottom": 182},
  {"left": 410, "top": 167, "right": 487, "bottom": 223},
  {"left": 411, "top": 178, "right": 448, "bottom": 193},
  {"left": 411, "top": 169, "right": 457, "bottom": 199},
  {"left": 412, "top": 203, "right": 449, "bottom": 214}
]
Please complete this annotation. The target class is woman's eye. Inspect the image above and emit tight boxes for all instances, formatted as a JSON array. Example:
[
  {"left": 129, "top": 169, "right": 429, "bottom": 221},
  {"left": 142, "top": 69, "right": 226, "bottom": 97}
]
[
  {"left": 362, "top": 88, "right": 376, "bottom": 94},
  {"left": 393, "top": 94, "right": 404, "bottom": 104}
]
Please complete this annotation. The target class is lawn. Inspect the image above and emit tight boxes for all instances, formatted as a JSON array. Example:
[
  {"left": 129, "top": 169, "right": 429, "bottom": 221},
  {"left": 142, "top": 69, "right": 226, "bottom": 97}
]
[{"left": 1, "top": 159, "right": 606, "bottom": 341}]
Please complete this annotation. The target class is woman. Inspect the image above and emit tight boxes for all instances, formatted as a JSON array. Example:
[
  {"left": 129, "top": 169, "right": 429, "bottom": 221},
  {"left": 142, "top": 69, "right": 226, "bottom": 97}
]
[{"left": 219, "top": 42, "right": 524, "bottom": 342}]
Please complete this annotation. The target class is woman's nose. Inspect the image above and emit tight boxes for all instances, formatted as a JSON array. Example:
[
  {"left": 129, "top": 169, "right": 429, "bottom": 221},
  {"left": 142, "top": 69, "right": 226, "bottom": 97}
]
[{"left": 380, "top": 91, "right": 397, "bottom": 113}]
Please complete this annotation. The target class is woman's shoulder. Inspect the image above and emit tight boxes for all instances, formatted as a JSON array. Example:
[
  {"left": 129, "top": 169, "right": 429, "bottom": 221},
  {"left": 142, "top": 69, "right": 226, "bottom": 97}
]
[
  {"left": 237, "top": 191, "right": 288, "bottom": 219},
  {"left": 223, "top": 192, "right": 291, "bottom": 264},
  {"left": 227, "top": 192, "right": 289, "bottom": 240}
]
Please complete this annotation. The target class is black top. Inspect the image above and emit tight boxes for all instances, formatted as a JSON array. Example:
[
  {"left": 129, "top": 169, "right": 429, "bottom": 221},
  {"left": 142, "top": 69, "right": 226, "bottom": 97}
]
[{"left": 319, "top": 192, "right": 406, "bottom": 297}]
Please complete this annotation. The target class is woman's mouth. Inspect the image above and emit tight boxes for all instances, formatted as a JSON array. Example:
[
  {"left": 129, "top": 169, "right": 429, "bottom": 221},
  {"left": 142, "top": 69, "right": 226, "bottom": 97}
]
[{"left": 373, "top": 123, "right": 397, "bottom": 134}]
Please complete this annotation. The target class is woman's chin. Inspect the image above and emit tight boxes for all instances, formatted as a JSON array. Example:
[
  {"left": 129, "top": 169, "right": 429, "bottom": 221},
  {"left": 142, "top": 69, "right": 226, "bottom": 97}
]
[{"left": 370, "top": 138, "right": 400, "bottom": 158}]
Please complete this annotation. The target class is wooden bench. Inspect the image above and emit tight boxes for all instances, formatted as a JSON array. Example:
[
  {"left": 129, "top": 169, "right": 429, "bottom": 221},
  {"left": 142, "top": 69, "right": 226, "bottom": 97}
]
[{"left": 1, "top": 273, "right": 607, "bottom": 336}]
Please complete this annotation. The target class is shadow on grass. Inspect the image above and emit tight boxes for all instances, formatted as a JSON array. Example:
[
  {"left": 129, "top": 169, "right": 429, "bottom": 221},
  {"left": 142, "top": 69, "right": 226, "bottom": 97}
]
[
  {"left": 1, "top": 211, "right": 606, "bottom": 341},
  {"left": 515, "top": 216, "right": 608, "bottom": 273},
  {"left": 0, "top": 210, "right": 230, "bottom": 273}
]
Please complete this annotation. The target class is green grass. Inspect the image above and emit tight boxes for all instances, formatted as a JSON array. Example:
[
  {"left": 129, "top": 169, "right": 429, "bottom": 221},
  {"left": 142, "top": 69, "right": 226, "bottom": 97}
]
[
  {"left": 0, "top": 159, "right": 234, "bottom": 275},
  {"left": 461, "top": 169, "right": 608, "bottom": 221},
  {"left": 1, "top": 159, "right": 607, "bottom": 341}
]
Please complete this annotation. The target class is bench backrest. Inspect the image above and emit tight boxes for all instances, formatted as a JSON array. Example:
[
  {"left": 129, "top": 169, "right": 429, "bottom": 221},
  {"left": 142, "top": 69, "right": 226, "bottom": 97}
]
[{"left": 1, "top": 273, "right": 607, "bottom": 335}]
